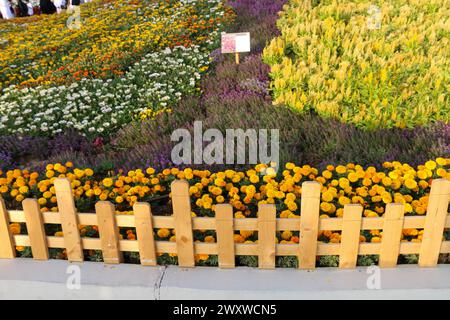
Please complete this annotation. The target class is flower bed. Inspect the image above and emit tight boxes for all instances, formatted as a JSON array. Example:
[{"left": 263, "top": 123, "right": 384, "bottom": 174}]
[
  {"left": 0, "top": 46, "right": 209, "bottom": 137},
  {"left": 263, "top": 0, "right": 450, "bottom": 129},
  {"left": 0, "top": 0, "right": 234, "bottom": 137},
  {"left": 3, "top": 158, "right": 449, "bottom": 265}
]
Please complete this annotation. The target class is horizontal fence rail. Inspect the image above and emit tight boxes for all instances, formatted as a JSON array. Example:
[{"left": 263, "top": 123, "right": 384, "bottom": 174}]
[{"left": 0, "top": 178, "right": 449, "bottom": 269}]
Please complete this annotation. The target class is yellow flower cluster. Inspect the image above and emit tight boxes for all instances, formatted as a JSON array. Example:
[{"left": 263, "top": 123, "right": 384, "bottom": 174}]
[
  {"left": 263, "top": 0, "right": 450, "bottom": 128},
  {"left": 2, "top": 159, "right": 449, "bottom": 248}
]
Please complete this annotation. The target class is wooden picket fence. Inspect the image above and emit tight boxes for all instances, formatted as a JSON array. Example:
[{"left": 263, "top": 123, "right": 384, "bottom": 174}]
[{"left": 0, "top": 178, "right": 449, "bottom": 269}]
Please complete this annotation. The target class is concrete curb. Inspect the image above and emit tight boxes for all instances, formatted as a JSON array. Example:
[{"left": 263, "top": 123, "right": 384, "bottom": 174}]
[{"left": 0, "top": 259, "right": 449, "bottom": 299}]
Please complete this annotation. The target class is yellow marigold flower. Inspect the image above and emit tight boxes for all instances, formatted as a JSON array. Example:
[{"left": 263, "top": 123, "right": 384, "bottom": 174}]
[
  {"left": 404, "top": 203, "right": 413, "bottom": 213},
  {"left": 338, "top": 196, "right": 351, "bottom": 206},
  {"left": 85, "top": 168, "right": 94, "bottom": 177},
  {"left": 339, "top": 177, "right": 350, "bottom": 188},
  {"left": 417, "top": 170, "right": 428, "bottom": 180},
  {"left": 102, "top": 178, "right": 113, "bottom": 188},
  {"left": 280, "top": 210, "right": 291, "bottom": 218},
  {"left": 18, "top": 186, "right": 29, "bottom": 194},
  {"left": 348, "top": 172, "right": 358, "bottom": 183},
  {"left": 285, "top": 162, "right": 295, "bottom": 170},
  {"left": 415, "top": 206, "right": 426, "bottom": 215},
  {"left": 436, "top": 158, "right": 446, "bottom": 166},
  {"left": 404, "top": 179, "right": 418, "bottom": 190},
  {"left": 157, "top": 228, "right": 170, "bottom": 238},
  {"left": 322, "top": 170, "right": 332, "bottom": 179},
  {"left": 9, "top": 223, "right": 21, "bottom": 235},
  {"left": 38, "top": 198, "right": 47, "bottom": 206},
  {"left": 287, "top": 201, "right": 297, "bottom": 211},
  {"left": 249, "top": 175, "right": 259, "bottom": 184},
  {"left": 381, "top": 192, "right": 392, "bottom": 204},
  {"left": 46, "top": 170, "right": 55, "bottom": 178},
  {"left": 235, "top": 211, "right": 245, "bottom": 219},
  {"left": 362, "top": 178, "right": 372, "bottom": 186},
  {"left": 335, "top": 165, "right": 346, "bottom": 174},
  {"left": 43, "top": 191, "right": 53, "bottom": 199},
  {"left": 234, "top": 234, "right": 245, "bottom": 243},
  {"left": 320, "top": 202, "right": 332, "bottom": 212},
  {"left": 281, "top": 230, "right": 292, "bottom": 240},
  {"left": 436, "top": 168, "right": 447, "bottom": 178},
  {"left": 115, "top": 196, "right": 124, "bottom": 204},
  {"left": 371, "top": 236, "right": 381, "bottom": 243},
  {"left": 425, "top": 160, "right": 436, "bottom": 170}
]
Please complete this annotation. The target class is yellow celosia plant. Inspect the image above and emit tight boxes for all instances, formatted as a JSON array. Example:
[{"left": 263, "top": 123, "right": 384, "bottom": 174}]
[{"left": 263, "top": 0, "right": 450, "bottom": 129}]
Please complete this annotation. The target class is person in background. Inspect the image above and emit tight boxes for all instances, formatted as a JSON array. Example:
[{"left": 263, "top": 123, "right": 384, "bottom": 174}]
[
  {"left": 17, "top": 0, "right": 29, "bottom": 17},
  {"left": 53, "top": 0, "right": 65, "bottom": 13},
  {"left": 0, "top": 0, "right": 15, "bottom": 19},
  {"left": 39, "top": 0, "right": 56, "bottom": 14},
  {"left": 26, "top": 0, "right": 33, "bottom": 16}
]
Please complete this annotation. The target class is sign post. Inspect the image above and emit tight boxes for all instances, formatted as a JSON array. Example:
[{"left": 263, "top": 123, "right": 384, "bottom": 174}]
[{"left": 221, "top": 32, "right": 251, "bottom": 65}]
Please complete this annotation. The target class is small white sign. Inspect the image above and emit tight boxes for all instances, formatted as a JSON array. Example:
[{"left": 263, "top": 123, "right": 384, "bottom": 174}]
[{"left": 221, "top": 32, "right": 251, "bottom": 54}]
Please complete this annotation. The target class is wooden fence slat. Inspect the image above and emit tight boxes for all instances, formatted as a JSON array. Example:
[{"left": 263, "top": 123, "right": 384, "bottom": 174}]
[
  {"left": 0, "top": 197, "right": 16, "bottom": 259},
  {"left": 379, "top": 203, "right": 404, "bottom": 268},
  {"left": 215, "top": 204, "right": 235, "bottom": 268},
  {"left": 171, "top": 180, "right": 195, "bottom": 267},
  {"left": 258, "top": 204, "right": 276, "bottom": 269},
  {"left": 23, "top": 199, "right": 49, "bottom": 260},
  {"left": 339, "top": 204, "right": 363, "bottom": 269},
  {"left": 298, "top": 181, "right": 321, "bottom": 269},
  {"left": 419, "top": 179, "right": 450, "bottom": 267},
  {"left": 54, "top": 178, "right": 83, "bottom": 262},
  {"left": 133, "top": 202, "right": 157, "bottom": 266},
  {"left": 95, "top": 201, "right": 123, "bottom": 264}
]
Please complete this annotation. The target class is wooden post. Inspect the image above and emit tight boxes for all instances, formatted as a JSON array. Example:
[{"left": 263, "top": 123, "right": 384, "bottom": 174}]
[
  {"left": 23, "top": 199, "right": 49, "bottom": 260},
  {"left": 258, "top": 204, "right": 276, "bottom": 269},
  {"left": 95, "top": 201, "right": 123, "bottom": 264},
  {"left": 235, "top": 52, "right": 240, "bottom": 64},
  {"left": 339, "top": 204, "right": 363, "bottom": 269},
  {"left": 379, "top": 203, "right": 405, "bottom": 268},
  {"left": 54, "top": 178, "right": 83, "bottom": 262},
  {"left": 419, "top": 179, "right": 450, "bottom": 267},
  {"left": 215, "top": 204, "right": 235, "bottom": 268},
  {"left": 171, "top": 180, "right": 195, "bottom": 267},
  {"left": 298, "top": 181, "right": 321, "bottom": 269},
  {"left": 379, "top": 203, "right": 404, "bottom": 268},
  {"left": 0, "top": 197, "right": 16, "bottom": 259},
  {"left": 133, "top": 202, "right": 157, "bottom": 266}
]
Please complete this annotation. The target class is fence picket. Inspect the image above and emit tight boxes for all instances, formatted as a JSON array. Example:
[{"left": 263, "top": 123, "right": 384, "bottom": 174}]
[
  {"left": 0, "top": 197, "right": 15, "bottom": 259},
  {"left": 133, "top": 202, "right": 157, "bottom": 266},
  {"left": 95, "top": 201, "right": 123, "bottom": 264},
  {"left": 298, "top": 181, "right": 321, "bottom": 269},
  {"left": 379, "top": 203, "right": 404, "bottom": 268},
  {"left": 171, "top": 180, "right": 195, "bottom": 267},
  {"left": 419, "top": 179, "right": 450, "bottom": 267},
  {"left": 258, "top": 204, "right": 276, "bottom": 269},
  {"left": 215, "top": 204, "right": 235, "bottom": 268},
  {"left": 23, "top": 199, "right": 49, "bottom": 260},
  {"left": 54, "top": 178, "right": 83, "bottom": 262},
  {"left": 339, "top": 204, "right": 362, "bottom": 269}
]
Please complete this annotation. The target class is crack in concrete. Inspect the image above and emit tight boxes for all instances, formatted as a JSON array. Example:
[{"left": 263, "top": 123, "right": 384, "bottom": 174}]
[{"left": 154, "top": 266, "right": 167, "bottom": 300}]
